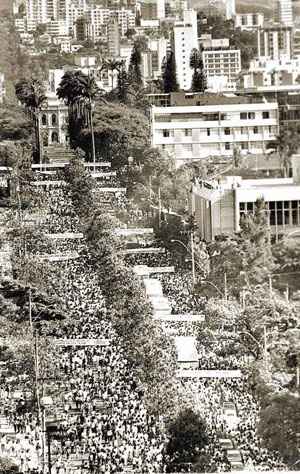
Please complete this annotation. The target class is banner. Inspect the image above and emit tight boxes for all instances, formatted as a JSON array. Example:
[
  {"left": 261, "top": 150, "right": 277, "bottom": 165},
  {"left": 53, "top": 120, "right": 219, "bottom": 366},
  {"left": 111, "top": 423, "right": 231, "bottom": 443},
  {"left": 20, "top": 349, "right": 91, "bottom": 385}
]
[
  {"left": 154, "top": 314, "right": 205, "bottom": 322},
  {"left": 121, "top": 247, "right": 165, "bottom": 254},
  {"left": 177, "top": 370, "right": 242, "bottom": 378},
  {"left": 53, "top": 338, "right": 110, "bottom": 347},
  {"left": 115, "top": 228, "right": 153, "bottom": 236},
  {"left": 93, "top": 188, "right": 126, "bottom": 193},
  {"left": 38, "top": 252, "right": 79, "bottom": 261},
  {"left": 91, "top": 171, "right": 116, "bottom": 178},
  {"left": 148, "top": 266, "right": 174, "bottom": 274},
  {"left": 46, "top": 233, "right": 84, "bottom": 240}
]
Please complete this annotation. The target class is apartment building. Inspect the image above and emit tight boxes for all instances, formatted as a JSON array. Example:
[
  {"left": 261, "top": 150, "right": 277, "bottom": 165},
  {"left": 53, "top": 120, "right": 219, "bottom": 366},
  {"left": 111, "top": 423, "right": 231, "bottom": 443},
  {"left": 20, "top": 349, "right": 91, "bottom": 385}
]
[
  {"left": 234, "top": 13, "right": 264, "bottom": 31},
  {"left": 172, "top": 9, "right": 198, "bottom": 91},
  {"left": 257, "top": 23, "right": 293, "bottom": 61},
  {"left": 276, "top": 0, "right": 293, "bottom": 27},
  {"left": 151, "top": 99, "right": 279, "bottom": 164},
  {"left": 202, "top": 49, "right": 241, "bottom": 92},
  {"left": 243, "top": 57, "right": 300, "bottom": 88},
  {"left": 193, "top": 175, "right": 300, "bottom": 241},
  {"left": 108, "top": 20, "right": 120, "bottom": 57}
]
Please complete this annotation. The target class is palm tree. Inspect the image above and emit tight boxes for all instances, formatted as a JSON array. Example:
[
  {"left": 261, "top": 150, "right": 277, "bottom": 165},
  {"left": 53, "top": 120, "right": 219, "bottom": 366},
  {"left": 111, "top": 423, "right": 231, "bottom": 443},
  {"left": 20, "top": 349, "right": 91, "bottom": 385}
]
[
  {"left": 267, "top": 128, "right": 299, "bottom": 177},
  {"left": 103, "top": 59, "right": 124, "bottom": 90},
  {"left": 15, "top": 78, "right": 46, "bottom": 166},
  {"left": 57, "top": 70, "right": 99, "bottom": 171}
]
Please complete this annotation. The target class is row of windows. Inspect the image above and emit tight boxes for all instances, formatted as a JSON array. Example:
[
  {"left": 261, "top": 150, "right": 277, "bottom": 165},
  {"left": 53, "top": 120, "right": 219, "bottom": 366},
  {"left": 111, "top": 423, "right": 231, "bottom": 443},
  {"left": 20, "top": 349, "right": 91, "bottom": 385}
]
[
  {"left": 161, "top": 142, "right": 266, "bottom": 152},
  {"left": 161, "top": 126, "right": 275, "bottom": 137},
  {"left": 240, "top": 201, "right": 300, "bottom": 227},
  {"left": 155, "top": 111, "right": 272, "bottom": 122}
]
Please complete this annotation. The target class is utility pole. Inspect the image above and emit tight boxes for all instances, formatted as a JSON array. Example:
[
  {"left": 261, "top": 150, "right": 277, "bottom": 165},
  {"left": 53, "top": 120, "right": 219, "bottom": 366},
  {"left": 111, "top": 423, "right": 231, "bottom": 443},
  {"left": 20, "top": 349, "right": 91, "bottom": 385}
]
[
  {"left": 191, "top": 188, "right": 196, "bottom": 288},
  {"left": 224, "top": 273, "right": 228, "bottom": 302},
  {"left": 158, "top": 186, "right": 161, "bottom": 228}
]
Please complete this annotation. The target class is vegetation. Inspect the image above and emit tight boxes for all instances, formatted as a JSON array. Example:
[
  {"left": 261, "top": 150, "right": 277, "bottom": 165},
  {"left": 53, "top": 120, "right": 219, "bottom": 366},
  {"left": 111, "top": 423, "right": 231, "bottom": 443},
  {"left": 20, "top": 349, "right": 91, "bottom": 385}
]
[
  {"left": 190, "top": 48, "right": 207, "bottom": 93},
  {"left": 162, "top": 52, "right": 179, "bottom": 93}
]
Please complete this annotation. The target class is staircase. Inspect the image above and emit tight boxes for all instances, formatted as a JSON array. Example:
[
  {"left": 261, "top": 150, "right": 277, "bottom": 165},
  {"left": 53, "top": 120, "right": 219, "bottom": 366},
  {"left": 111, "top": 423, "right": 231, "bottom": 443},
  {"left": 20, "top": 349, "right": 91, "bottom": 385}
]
[{"left": 44, "top": 146, "right": 76, "bottom": 164}]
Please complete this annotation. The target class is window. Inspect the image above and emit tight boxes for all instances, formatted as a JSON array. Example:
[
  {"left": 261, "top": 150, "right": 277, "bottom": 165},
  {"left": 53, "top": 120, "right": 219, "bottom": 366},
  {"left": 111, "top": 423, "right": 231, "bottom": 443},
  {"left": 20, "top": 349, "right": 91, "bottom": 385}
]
[
  {"left": 184, "top": 129, "right": 192, "bottom": 136},
  {"left": 163, "top": 130, "right": 170, "bottom": 137},
  {"left": 51, "top": 131, "right": 58, "bottom": 143},
  {"left": 240, "top": 112, "right": 247, "bottom": 120},
  {"left": 207, "top": 128, "right": 211, "bottom": 136},
  {"left": 224, "top": 128, "right": 231, "bottom": 135},
  {"left": 241, "top": 127, "right": 247, "bottom": 134},
  {"left": 241, "top": 142, "right": 248, "bottom": 150},
  {"left": 51, "top": 113, "right": 57, "bottom": 126},
  {"left": 248, "top": 112, "right": 255, "bottom": 119},
  {"left": 253, "top": 126, "right": 259, "bottom": 134},
  {"left": 225, "top": 142, "right": 230, "bottom": 150},
  {"left": 42, "top": 114, "right": 47, "bottom": 126},
  {"left": 263, "top": 111, "right": 270, "bottom": 119}
]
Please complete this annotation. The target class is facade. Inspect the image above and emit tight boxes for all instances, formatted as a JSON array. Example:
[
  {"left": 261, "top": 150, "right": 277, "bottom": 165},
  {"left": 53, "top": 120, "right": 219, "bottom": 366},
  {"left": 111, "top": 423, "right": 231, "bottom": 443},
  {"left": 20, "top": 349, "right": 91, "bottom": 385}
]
[
  {"left": 276, "top": 0, "right": 293, "bottom": 27},
  {"left": 234, "top": 13, "right": 264, "bottom": 31},
  {"left": 257, "top": 24, "right": 293, "bottom": 61},
  {"left": 46, "top": 19, "right": 68, "bottom": 36},
  {"left": 193, "top": 175, "right": 300, "bottom": 241},
  {"left": 151, "top": 100, "right": 279, "bottom": 164},
  {"left": 200, "top": 35, "right": 229, "bottom": 49},
  {"left": 225, "top": 0, "right": 236, "bottom": 20},
  {"left": 243, "top": 57, "right": 300, "bottom": 88},
  {"left": 107, "top": 19, "right": 120, "bottom": 57},
  {"left": 202, "top": 49, "right": 241, "bottom": 92},
  {"left": 172, "top": 9, "right": 198, "bottom": 90}
]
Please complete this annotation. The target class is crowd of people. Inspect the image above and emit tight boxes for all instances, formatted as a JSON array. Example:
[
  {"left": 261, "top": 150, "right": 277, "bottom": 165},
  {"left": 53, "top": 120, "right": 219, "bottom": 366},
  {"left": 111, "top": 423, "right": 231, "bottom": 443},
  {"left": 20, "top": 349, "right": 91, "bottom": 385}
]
[{"left": 0, "top": 179, "right": 289, "bottom": 473}]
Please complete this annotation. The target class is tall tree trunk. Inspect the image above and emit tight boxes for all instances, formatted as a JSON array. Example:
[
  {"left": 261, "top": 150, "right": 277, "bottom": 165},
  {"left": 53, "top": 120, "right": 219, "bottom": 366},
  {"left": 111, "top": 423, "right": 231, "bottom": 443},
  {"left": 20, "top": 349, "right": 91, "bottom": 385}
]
[{"left": 89, "top": 97, "right": 96, "bottom": 173}]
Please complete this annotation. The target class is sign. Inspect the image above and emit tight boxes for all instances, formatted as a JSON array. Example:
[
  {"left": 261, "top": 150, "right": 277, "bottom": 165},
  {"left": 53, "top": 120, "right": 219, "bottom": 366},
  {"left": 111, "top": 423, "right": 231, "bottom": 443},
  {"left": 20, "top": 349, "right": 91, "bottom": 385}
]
[
  {"left": 154, "top": 314, "right": 205, "bottom": 322},
  {"left": 148, "top": 266, "right": 174, "bottom": 274},
  {"left": 46, "top": 233, "right": 84, "bottom": 240},
  {"left": 37, "top": 252, "right": 79, "bottom": 261},
  {"left": 91, "top": 171, "right": 116, "bottom": 178},
  {"left": 115, "top": 228, "right": 153, "bottom": 236},
  {"left": 121, "top": 247, "right": 165, "bottom": 254},
  {"left": 30, "top": 180, "right": 66, "bottom": 187},
  {"left": 31, "top": 162, "right": 111, "bottom": 169},
  {"left": 177, "top": 370, "right": 242, "bottom": 378},
  {"left": 93, "top": 188, "right": 126, "bottom": 193},
  {"left": 53, "top": 338, "right": 110, "bottom": 347}
]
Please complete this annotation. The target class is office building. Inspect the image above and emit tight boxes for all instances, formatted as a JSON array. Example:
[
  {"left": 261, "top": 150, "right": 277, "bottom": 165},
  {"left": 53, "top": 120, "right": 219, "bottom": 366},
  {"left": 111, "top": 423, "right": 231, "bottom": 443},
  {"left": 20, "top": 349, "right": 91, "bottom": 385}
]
[
  {"left": 234, "top": 13, "right": 264, "bottom": 31},
  {"left": 193, "top": 175, "right": 300, "bottom": 241},
  {"left": 276, "top": 0, "right": 293, "bottom": 27},
  {"left": 225, "top": 0, "right": 235, "bottom": 20},
  {"left": 257, "top": 24, "right": 293, "bottom": 60},
  {"left": 202, "top": 49, "right": 241, "bottom": 92},
  {"left": 107, "top": 20, "right": 120, "bottom": 57},
  {"left": 242, "top": 57, "right": 300, "bottom": 88},
  {"left": 172, "top": 9, "right": 198, "bottom": 90},
  {"left": 151, "top": 97, "right": 279, "bottom": 164}
]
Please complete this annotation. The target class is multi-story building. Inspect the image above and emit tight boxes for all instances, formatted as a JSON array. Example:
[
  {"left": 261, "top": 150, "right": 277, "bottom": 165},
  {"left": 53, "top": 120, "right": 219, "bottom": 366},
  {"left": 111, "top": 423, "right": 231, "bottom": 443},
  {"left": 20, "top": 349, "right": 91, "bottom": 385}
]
[
  {"left": 276, "top": 0, "right": 293, "bottom": 27},
  {"left": 150, "top": 97, "right": 279, "bottom": 164},
  {"left": 202, "top": 49, "right": 241, "bottom": 92},
  {"left": 225, "top": 0, "right": 236, "bottom": 20},
  {"left": 0, "top": 73, "right": 5, "bottom": 104},
  {"left": 234, "top": 13, "right": 264, "bottom": 31},
  {"left": 140, "top": 0, "right": 165, "bottom": 19},
  {"left": 26, "top": 0, "right": 48, "bottom": 31},
  {"left": 172, "top": 9, "right": 198, "bottom": 90},
  {"left": 199, "top": 35, "right": 229, "bottom": 49},
  {"left": 257, "top": 23, "right": 293, "bottom": 61},
  {"left": 193, "top": 174, "right": 300, "bottom": 241},
  {"left": 242, "top": 57, "right": 300, "bottom": 88},
  {"left": 46, "top": 19, "right": 68, "bottom": 36},
  {"left": 141, "top": 37, "right": 168, "bottom": 83},
  {"left": 107, "top": 19, "right": 120, "bottom": 57}
]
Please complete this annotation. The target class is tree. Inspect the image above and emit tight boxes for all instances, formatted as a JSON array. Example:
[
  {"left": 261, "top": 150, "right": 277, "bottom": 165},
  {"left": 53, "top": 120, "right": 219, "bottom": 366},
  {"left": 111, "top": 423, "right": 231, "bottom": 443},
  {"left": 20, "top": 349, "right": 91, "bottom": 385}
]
[
  {"left": 257, "top": 391, "right": 300, "bottom": 465},
  {"left": 128, "top": 42, "right": 143, "bottom": 86},
  {"left": 0, "top": 103, "right": 32, "bottom": 143},
  {"left": 162, "top": 52, "right": 179, "bottom": 93},
  {"left": 117, "top": 64, "right": 129, "bottom": 103},
  {"left": 57, "top": 70, "right": 100, "bottom": 167},
  {"left": 189, "top": 48, "right": 207, "bottom": 92},
  {"left": 103, "top": 58, "right": 123, "bottom": 90},
  {"left": 14, "top": 78, "right": 46, "bottom": 164},
  {"left": 267, "top": 128, "right": 299, "bottom": 178},
  {"left": 165, "top": 408, "right": 209, "bottom": 471}
]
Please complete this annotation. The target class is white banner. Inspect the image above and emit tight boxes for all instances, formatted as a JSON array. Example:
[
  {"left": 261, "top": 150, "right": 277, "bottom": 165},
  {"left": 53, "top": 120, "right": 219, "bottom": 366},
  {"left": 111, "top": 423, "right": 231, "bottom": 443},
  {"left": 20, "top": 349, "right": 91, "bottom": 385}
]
[
  {"left": 30, "top": 180, "right": 65, "bottom": 186},
  {"left": 38, "top": 252, "right": 79, "bottom": 261},
  {"left": 93, "top": 188, "right": 126, "bottom": 193},
  {"left": 148, "top": 266, "right": 174, "bottom": 274},
  {"left": 154, "top": 314, "right": 205, "bottom": 322},
  {"left": 92, "top": 171, "right": 116, "bottom": 178},
  {"left": 115, "top": 228, "right": 153, "bottom": 236},
  {"left": 121, "top": 247, "right": 165, "bottom": 254},
  {"left": 53, "top": 338, "right": 110, "bottom": 347},
  {"left": 46, "top": 233, "right": 84, "bottom": 240},
  {"left": 177, "top": 370, "right": 242, "bottom": 378}
]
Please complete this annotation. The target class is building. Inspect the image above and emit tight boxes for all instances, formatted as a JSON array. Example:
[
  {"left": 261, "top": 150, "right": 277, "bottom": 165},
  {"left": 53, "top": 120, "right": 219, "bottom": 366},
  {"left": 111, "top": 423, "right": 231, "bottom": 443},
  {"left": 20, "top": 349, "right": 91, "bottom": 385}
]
[
  {"left": 0, "top": 73, "right": 5, "bottom": 104},
  {"left": 234, "top": 13, "right": 264, "bottom": 31},
  {"left": 242, "top": 57, "right": 300, "bottom": 89},
  {"left": 276, "top": 0, "right": 293, "bottom": 27},
  {"left": 107, "top": 20, "right": 120, "bottom": 57},
  {"left": 157, "top": 0, "right": 165, "bottom": 19},
  {"left": 199, "top": 34, "right": 229, "bottom": 49},
  {"left": 202, "top": 49, "right": 241, "bottom": 92},
  {"left": 141, "top": 37, "right": 168, "bottom": 83},
  {"left": 225, "top": 0, "right": 235, "bottom": 20},
  {"left": 172, "top": 9, "right": 198, "bottom": 90},
  {"left": 257, "top": 24, "right": 293, "bottom": 61},
  {"left": 75, "top": 16, "right": 89, "bottom": 41},
  {"left": 150, "top": 97, "right": 279, "bottom": 164},
  {"left": 193, "top": 175, "right": 300, "bottom": 241},
  {"left": 46, "top": 19, "right": 68, "bottom": 36}
]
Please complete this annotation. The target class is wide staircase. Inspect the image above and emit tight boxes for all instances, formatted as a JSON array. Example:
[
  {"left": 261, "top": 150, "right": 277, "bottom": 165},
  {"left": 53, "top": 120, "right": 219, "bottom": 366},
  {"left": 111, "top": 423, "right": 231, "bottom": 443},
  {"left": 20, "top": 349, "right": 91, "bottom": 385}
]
[{"left": 44, "top": 145, "right": 76, "bottom": 164}]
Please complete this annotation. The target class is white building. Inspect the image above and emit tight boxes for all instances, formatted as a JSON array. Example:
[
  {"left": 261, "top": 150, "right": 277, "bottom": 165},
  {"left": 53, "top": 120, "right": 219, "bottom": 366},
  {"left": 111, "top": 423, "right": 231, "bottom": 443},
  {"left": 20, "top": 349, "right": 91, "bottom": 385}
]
[
  {"left": 151, "top": 100, "right": 279, "bottom": 164},
  {"left": 46, "top": 20, "right": 68, "bottom": 36},
  {"left": 193, "top": 175, "right": 300, "bottom": 241},
  {"left": 257, "top": 24, "right": 293, "bottom": 61},
  {"left": 173, "top": 9, "right": 198, "bottom": 90},
  {"left": 235, "top": 13, "right": 264, "bottom": 31},
  {"left": 276, "top": 0, "right": 293, "bottom": 27},
  {"left": 200, "top": 35, "right": 229, "bottom": 49},
  {"left": 225, "top": 0, "right": 235, "bottom": 20},
  {"left": 157, "top": 0, "right": 165, "bottom": 19},
  {"left": 243, "top": 57, "right": 300, "bottom": 88},
  {"left": 202, "top": 49, "right": 241, "bottom": 92}
]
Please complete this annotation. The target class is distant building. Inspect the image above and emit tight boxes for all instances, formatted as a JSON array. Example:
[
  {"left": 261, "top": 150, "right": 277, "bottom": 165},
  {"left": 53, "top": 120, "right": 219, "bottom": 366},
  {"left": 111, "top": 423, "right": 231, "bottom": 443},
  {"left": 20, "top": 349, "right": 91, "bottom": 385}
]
[
  {"left": 276, "top": 0, "right": 293, "bottom": 27},
  {"left": 172, "top": 9, "right": 198, "bottom": 90},
  {"left": 243, "top": 57, "right": 300, "bottom": 88},
  {"left": 257, "top": 23, "right": 293, "bottom": 61},
  {"left": 234, "top": 13, "right": 264, "bottom": 31},
  {"left": 225, "top": 0, "right": 236, "bottom": 20},
  {"left": 199, "top": 34, "right": 230, "bottom": 50},
  {"left": 202, "top": 49, "right": 241, "bottom": 92},
  {"left": 193, "top": 175, "right": 300, "bottom": 241},
  {"left": 75, "top": 16, "right": 89, "bottom": 41},
  {"left": 46, "top": 19, "right": 68, "bottom": 36},
  {"left": 107, "top": 19, "right": 120, "bottom": 57},
  {"left": 151, "top": 97, "right": 279, "bottom": 164}
]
